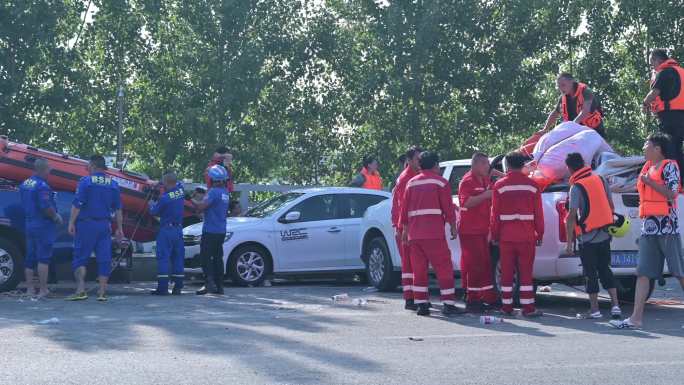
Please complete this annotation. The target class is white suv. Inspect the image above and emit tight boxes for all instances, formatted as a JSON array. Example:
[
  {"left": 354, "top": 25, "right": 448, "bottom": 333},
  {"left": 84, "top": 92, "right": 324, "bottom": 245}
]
[{"left": 184, "top": 187, "right": 390, "bottom": 286}]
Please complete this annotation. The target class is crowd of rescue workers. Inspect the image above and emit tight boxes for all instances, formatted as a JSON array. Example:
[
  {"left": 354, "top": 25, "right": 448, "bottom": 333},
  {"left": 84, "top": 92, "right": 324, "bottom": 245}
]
[{"left": 17, "top": 48, "right": 684, "bottom": 330}]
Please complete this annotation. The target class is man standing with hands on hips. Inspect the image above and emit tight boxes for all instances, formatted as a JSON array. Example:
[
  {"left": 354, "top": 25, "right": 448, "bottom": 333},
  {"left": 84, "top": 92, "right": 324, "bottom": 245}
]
[
  {"left": 20, "top": 158, "right": 62, "bottom": 298},
  {"left": 67, "top": 155, "right": 124, "bottom": 302}
]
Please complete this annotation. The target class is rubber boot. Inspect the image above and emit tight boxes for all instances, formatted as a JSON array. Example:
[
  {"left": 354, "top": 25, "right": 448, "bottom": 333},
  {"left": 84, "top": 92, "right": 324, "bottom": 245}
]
[
  {"left": 404, "top": 299, "right": 418, "bottom": 311},
  {"left": 417, "top": 303, "right": 431, "bottom": 316}
]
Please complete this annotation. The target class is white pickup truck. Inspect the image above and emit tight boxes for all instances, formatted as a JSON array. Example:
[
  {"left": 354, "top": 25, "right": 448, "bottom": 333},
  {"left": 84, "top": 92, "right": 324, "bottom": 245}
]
[{"left": 359, "top": 157, "right": 678, "bottom": 302}]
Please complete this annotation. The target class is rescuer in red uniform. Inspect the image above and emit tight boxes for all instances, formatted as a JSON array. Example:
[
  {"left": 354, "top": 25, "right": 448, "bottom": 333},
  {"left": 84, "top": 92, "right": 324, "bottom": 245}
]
[
  {"left": 400, "top": 151, "right": 465, "bottom": 317},
  {"left": 491, "top": 152, "right": 544, "bottom": 317},
  {"left": 391, "top": 146, "right": 422, "bottom": 310},
  {"left": 458, "top": 152, "right": 498, "bottom": 311}
]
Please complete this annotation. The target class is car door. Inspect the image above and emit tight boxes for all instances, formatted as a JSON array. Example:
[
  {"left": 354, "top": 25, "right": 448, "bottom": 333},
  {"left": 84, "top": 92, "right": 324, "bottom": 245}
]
[
  {"left": 339, "top": 193, "right": 389, "bottom": 268},
  {"left": 274, "top": 194, "right": 348, "bottom": 271}
]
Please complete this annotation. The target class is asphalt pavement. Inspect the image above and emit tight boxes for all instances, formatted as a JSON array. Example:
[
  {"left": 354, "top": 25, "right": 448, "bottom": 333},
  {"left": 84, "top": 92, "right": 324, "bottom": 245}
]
[{"left": 1, "top": 279, "right": 683, "bottom": 385}]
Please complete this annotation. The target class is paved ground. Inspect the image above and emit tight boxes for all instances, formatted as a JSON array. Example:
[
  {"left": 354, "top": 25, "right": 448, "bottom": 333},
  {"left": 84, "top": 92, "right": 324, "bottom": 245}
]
[{"left": 2, "top": 279, "right": 683, "bottom": 385}]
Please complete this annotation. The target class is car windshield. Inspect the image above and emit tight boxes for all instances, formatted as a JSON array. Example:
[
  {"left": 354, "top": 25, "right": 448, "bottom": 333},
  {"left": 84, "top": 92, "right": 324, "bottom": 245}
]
[{"left": 244, "top": 192, "right": 305, "bottom": 218}]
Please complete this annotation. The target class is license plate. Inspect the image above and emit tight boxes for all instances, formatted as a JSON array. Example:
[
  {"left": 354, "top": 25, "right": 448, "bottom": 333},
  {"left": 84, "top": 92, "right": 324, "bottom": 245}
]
[{"left": 611, "top": 252, "right": 638, "bottom": 267}]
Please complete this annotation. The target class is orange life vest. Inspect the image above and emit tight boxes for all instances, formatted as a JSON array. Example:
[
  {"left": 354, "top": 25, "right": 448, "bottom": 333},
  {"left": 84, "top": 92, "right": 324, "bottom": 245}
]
[
  {"left": 561, "top": 82, "right": 603, "bottom": 129},
  {"left": 637, "top": 160, "right": 679, "bottom": 218},
  {"left": 650, "top": 59, "right": 684, "bottom": 113},
  {"left": 361, "top": 167, "right": 383, "bottom": 190},
  {"left": 569, "top": 166, "right": 613, "bottom": 234}
]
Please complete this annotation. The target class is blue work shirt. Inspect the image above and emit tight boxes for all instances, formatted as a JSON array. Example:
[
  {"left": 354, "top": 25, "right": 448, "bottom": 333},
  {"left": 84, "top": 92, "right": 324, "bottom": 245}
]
[
  {"left": 149, "top": 183, "right": 185, "bottom": 227},
  {"left": 202, "top": 187, "right": 229, "bottom": 234},
  {"left": 19, "top": 175, "right": 56, "bottom": 228},
  {"left": 72, "top": 172, "right": 121, "bottom": 221}
]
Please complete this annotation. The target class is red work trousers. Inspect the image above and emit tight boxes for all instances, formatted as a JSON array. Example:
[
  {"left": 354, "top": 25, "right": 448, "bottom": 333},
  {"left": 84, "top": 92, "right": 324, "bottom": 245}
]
[
  {"left": 499, "top": 241, "right": 537, "bottom": 314},
  {"left": 395, "top": 232, "right": 413, "bottom": 300},
  {"left": 409, "top": 239, "right": 456, "bottom": 305},
  {"left": 459, "top": 234, "right": 498, "bottom": 305}
]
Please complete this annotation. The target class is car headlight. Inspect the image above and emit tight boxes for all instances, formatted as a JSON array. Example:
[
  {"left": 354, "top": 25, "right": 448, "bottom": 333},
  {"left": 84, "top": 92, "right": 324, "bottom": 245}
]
[
  {"left": 183, "top": 234, "right": 202, "bottom": 246},
  {"left": 225, "top": 232, "right": 233, "bottom": 242}
]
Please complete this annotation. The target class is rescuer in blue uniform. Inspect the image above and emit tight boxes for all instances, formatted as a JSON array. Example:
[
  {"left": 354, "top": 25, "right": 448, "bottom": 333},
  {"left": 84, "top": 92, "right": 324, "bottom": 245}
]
[
  {"left": 67, "top": 155, "right": 124, "bottom": 302},
  {"left": 191, "top": 165, "right": 230, "bottom": 295},
  {"left": 19, "top": 158, "right": 63, "bottom": 298},
  {"left": 149, "top": 171, "right": 185, "bottom": 295}
]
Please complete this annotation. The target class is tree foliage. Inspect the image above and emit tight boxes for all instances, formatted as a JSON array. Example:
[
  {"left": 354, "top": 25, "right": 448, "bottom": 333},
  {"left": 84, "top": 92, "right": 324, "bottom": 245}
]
[{"left": 2, "top": 0, "right": 684, "bottom": 185}]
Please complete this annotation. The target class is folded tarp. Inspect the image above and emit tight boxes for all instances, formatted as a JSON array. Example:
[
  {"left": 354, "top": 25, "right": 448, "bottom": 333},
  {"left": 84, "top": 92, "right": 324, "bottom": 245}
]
[{"left": 595, "top": 155, "right": 645, "bottom": 193}]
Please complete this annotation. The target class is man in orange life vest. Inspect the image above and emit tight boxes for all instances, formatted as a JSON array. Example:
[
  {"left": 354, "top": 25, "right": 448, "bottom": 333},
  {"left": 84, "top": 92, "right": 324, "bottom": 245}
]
[
  {"left": 400, "top": 151, "right": 465, "bottom": 316},
  {"left": 491, "top": 152, "right": 544, "bottom": 317},
  {"left": 391, "top": 146, "right": 422, "bottom": 310},
  {"left": 458, "top": 152, "right": 498, "bottom": 311},
  {"left": 564, "top": 152, "right": 622, "bottom": 319},
  {"left": 612, "top": 133, "right": 684, "bottom": 329},
  {"left": 351, "top": 155, "right": 383, "bottom": 190},
  {"left": 204, "top": 146, "right": 234, "bottom": 193},
  {"left": 642, "top": 49, "right": 684, "bottom": 183},
  {"left": 540, "top": 73, "right": 605, "bottom": 137}
]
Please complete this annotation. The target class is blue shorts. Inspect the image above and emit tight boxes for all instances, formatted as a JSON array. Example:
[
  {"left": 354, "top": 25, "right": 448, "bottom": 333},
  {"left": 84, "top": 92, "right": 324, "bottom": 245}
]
[
  {"left": 25, "top": 225, "right": 56, "bottom": 269},
  {"left": 72, "top": 220, "right": 112, "bottom": 277}
]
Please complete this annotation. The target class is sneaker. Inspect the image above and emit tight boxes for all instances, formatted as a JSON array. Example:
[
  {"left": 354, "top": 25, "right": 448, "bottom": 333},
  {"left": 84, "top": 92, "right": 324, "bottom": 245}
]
[
  {"left": 579, "top": 310, "right": 602, "bottom": 319},
  {"left": 442, "top": 304, "right": 467, "bottom": 317},
  {"left": 65, "top": 292, "right": 88, "bottom": 301},
  {"left": 416, "top": 303, "right": 431, "bottom": 316},
  {"left": 609, "top": 317, "right": 641, "bottom": 330},
  {"left": 96, "top": 294, "right": 108, "bottom": 302},
  {"left": 611, "top": 306, "right": 622, "bottom": 320},
  {"left": 171, "top": 287, "right": 182, "bottom": 296},
  {"left": 404, "top": 299, "right": 418, "bottom": 311}
]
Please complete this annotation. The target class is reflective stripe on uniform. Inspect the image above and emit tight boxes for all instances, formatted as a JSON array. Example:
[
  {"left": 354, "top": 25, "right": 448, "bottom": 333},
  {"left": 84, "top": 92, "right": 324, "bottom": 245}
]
[
  {"left": 502, "top": 298, "right": 513, "bottom": 304},
  {"left": 498, "top": 185, "right": 537, "bottom": 194},
  {"left": 408, "top": 208, "right": 443, "bottom": 217},
  {"left": 412, "top": 286, "right": 428, "bottom": 293},
  {"left": 440, "top": 288, "right": 455, "bottom": 295},
  {"left": 157, "top": 275, "right": 169, "bottom": 278},
  {"left": 402, "top": 273, "right": 414, "bottom": 279},
  {"left": 402, "top": 285, "right": 413, "bottom": 292},
  {"left": 414, "top": 299, "right": 428, "bottom": 304},
  {"left": 407, "top": 178, "right": 445, "bottom": 188},
  {"left": 442, "top": 300, "right": 456, "bottom": 305},
  {"left": 519, "top": 298, "right": 535, "bottom": 304},
  {"left": 499, "top": 214, "right": 534, "bottom": 221},
  {"left": 468, "top": 285, "right": 494, "bottom": 291},
  {"left": 500, "top": 286, "right": 513, "bottom": 293},
  {"left": 519, "top": 285, "right": 534, "bottom": 291}
]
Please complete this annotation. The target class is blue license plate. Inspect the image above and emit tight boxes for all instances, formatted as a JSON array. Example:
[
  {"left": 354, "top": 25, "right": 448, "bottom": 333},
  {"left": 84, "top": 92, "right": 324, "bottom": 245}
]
[{"left": 611, "top": 252, "right": 638, "bottom": 267}]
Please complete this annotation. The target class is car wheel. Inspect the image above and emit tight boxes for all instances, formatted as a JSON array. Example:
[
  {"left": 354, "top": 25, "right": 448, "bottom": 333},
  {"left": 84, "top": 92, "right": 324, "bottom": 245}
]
[
  {"left": 0, "top": 237, "right": 23, "bottom": 293},
  {"left": 365, "top": 236, "right": 400, "bottom": 291},
  {"left": 228, "top": 245, "right": 271, "bottom": 287},
  {"left": 616, "top": 276, "right": 655, "bottom": 303}
]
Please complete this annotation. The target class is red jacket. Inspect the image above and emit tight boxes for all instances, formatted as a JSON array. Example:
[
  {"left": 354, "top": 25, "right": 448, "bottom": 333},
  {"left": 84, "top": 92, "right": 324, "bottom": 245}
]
[
  {"left": 391, "top": 166, "right": 418, "bottom": 229},
  {"left": 458, "top": 170, "right": 492, "bottom": 235},
  {"left": 400, "top": 170, "right": 457, "bottom": 241},
  {"left": 490, "top": 171, "right": 544, "bottom": 243},
  {"left": 204, "top": 159, "right": 234, "bottom": 192}
]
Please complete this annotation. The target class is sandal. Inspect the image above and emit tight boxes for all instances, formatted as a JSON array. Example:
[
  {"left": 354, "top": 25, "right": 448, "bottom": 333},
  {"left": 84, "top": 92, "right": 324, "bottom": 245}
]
[
  {"left": 609, "top": 317, "right": 641, "bottom": 330},
  {"left": 65, "top": 292, "right": 88, "bottom": 301},
  {"left": 97, "top": 294, "right": 108, "bottom": 302},
  {"left": 578, "top": 310, "right": 602, "bottom": 320}
]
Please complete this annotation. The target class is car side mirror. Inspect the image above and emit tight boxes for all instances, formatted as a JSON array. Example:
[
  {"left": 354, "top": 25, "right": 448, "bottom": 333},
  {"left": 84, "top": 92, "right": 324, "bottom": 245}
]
[{"left": 280, "top": 211, "right": 301, "bottom": 223}]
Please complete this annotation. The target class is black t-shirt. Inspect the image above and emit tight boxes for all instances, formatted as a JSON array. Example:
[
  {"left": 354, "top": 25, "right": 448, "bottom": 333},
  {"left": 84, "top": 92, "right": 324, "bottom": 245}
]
[
  {"left": 555, "top": 84, "right": 601, "bottom": 120},
  {"left": 653, "top": 67, "right": 684, "bottom": 128}
]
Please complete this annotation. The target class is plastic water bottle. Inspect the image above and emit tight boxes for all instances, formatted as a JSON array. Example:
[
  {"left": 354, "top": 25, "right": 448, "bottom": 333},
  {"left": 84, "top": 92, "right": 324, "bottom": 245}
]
[
  {"left": 351, "top": 298, "right": 368, "bottom": 307},
  {"left": 331, "top": 293, "right": 350, "bottom": 303},
  {"left": 480, "top": 315, "right": 503, "bottom": 325}
]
